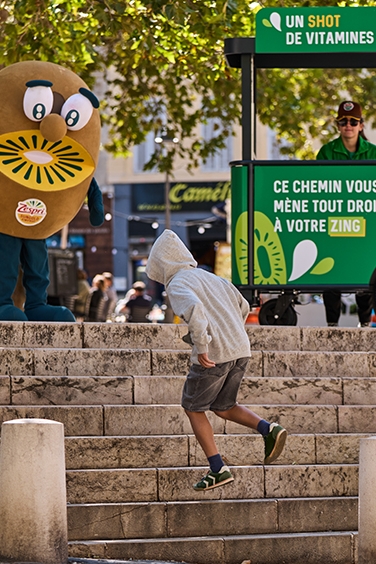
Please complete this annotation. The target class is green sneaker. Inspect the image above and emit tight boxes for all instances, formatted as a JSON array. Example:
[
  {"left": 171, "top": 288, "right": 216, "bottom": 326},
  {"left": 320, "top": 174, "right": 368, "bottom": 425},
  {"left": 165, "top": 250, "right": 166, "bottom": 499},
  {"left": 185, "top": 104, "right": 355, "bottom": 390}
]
[
  {"left": 264, "top": 423, "right": 287, "bottom": 464},
  {"left": 193, "top": 465, "right": 234, "bottom": 491}
]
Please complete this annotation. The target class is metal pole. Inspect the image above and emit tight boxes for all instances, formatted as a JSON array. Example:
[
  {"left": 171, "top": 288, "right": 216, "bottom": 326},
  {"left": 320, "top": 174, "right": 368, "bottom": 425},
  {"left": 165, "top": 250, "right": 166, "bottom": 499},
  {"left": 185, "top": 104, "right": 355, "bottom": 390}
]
[
  {"left": 241, "top": 54, "right": 253, "bottom": 161},
  {"left": 165, "top": 170, "right": 171, "bottom": 230}
]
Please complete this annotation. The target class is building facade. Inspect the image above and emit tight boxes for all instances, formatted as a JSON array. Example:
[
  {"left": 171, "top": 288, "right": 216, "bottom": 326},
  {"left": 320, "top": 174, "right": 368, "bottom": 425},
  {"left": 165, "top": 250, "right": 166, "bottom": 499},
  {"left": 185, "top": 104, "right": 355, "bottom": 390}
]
[{"left": 104, "top": 120, "right": 269, "bottom": 294}]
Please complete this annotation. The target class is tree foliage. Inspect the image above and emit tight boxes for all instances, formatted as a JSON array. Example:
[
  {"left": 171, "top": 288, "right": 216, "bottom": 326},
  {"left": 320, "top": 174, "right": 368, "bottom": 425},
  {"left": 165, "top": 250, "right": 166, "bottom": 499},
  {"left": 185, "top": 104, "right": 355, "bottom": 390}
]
[{"left": 0, "top": 0, "right": 376, "bottom": 170}]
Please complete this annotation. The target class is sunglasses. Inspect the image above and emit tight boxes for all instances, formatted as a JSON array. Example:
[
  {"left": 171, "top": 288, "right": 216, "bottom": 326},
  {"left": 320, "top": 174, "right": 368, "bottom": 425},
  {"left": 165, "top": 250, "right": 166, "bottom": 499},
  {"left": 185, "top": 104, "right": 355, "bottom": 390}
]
[{"left": 337, "top": 118, "right": 360, "bottom": 127}]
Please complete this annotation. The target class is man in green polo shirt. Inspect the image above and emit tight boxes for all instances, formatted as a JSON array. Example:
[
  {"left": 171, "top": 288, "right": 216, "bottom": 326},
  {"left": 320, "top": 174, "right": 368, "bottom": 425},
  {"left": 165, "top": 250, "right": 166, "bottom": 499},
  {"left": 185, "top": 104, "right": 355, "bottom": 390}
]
[{"left": 317, "top": 101, "right": 376, "bottom": 327}]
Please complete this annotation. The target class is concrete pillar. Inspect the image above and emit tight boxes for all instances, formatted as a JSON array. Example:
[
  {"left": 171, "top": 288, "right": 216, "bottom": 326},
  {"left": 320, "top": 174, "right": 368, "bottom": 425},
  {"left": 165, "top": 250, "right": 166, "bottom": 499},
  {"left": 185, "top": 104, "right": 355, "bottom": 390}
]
[
  {"left": 0, "top": 418, "right": 68, "bottom": 564},
  {"left": 358, "top": 436, "right": 376, "bottom": 564}
]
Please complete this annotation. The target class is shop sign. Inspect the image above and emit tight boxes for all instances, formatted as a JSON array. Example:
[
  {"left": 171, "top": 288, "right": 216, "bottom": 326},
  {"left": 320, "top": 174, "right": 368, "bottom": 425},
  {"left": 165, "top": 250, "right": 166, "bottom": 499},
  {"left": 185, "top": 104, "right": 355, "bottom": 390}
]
[
  {"left": 256, "top": 7, "right": 376, "bottom": 54},
  {"left": 132, "top": 181, "right": 230, "bottom": 213}
]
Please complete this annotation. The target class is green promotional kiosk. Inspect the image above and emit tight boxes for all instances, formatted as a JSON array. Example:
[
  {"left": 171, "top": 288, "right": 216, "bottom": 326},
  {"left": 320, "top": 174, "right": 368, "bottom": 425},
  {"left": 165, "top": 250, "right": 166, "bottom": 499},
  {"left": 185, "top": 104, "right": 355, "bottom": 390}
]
[{"left": 225, "top": 6, "right": 376, "bottom": 325}]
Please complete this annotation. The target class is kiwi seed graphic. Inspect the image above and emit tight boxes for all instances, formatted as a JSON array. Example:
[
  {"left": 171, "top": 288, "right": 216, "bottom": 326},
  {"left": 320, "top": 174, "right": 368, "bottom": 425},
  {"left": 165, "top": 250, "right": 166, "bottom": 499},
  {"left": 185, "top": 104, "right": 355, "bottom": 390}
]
[
  {"left": 254, "top": 211, "right": 287, "bottom": 285},
  {"left": 0, "top": 130, "right": 94, "bottom": 191}
]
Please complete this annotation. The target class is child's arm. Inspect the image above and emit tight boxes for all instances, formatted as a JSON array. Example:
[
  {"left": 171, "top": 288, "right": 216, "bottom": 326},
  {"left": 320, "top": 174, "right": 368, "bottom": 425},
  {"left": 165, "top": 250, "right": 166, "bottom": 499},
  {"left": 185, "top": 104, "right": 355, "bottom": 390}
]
[
  {"left": 169, "top": 288, "right": 212, "bottom": 354},
  {"left": 197, "top": 352, "right": 216, "bottom": 368},
  {"left": 232, "top": 285, "right": 251, "bottom": 322}
]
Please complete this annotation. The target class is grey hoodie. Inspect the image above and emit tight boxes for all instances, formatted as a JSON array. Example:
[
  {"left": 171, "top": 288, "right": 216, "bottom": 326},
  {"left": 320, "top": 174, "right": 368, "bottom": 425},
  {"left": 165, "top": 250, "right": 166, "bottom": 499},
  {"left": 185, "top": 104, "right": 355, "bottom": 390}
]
[{"left": 145, "top": 230, "right": 251, "bottom": 365}]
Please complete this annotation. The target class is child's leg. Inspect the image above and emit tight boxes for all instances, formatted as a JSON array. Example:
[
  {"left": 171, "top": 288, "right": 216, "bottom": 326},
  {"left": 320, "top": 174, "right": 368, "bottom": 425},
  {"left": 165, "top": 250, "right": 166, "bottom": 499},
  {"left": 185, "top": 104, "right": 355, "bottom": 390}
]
[
  {"left": 182, "top": 363, "right": 234, "bottom": 470},
  {"left": 184, "top": 410, "right": 219, "bottom": 458},
  {"left": 214, "top": 404, "right": 272, "bottom": 438},
  {"left": 208, "top": 359, "right": 269, "bottom": 436},
  {"left": 185, "top": 409, "right": 233, "bottom": 490},
  {"left": 213, "top": 404, "right": 262, "bottom": 430},
  {"left": 214, "top": 404, "right": 287, "bottom": 464}
]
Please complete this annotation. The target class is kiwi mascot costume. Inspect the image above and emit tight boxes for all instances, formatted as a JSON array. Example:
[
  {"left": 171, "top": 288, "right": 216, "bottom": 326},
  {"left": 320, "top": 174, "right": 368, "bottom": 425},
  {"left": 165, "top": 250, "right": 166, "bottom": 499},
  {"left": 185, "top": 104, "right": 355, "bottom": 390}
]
[{"left": 0, "top": 60, "right": 104, "bottom": 321}]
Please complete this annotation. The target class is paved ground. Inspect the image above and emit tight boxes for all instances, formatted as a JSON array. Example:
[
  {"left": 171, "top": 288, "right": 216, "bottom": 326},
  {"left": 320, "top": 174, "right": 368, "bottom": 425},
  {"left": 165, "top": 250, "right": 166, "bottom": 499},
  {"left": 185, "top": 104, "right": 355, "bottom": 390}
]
[
  {"left": 68, "top": 558, "right": 190, "bottom": 564},
  {"left": 0, "top": 561, "right": 188, "bottom": 564}
]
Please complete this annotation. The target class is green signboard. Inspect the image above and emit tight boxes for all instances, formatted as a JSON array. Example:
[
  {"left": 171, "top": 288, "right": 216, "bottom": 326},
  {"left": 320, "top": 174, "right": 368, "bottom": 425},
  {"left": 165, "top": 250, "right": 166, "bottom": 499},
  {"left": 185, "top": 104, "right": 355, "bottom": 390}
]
[
  {"left": 249, "top": 163, "right": 376, "bottom": 288},
  {"left": 256, "top": 7, "right": 376, "bottom": 54}
]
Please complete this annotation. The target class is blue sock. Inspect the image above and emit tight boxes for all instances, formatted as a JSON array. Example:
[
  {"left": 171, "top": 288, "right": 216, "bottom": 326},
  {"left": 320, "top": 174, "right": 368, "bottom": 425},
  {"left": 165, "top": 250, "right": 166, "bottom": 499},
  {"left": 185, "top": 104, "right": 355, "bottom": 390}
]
[
  {"left": 257, "top": 419, "right": 270, "bottom": 437},
  {"left": 208, "top": 453, "right": 224, "bottom": 473}
]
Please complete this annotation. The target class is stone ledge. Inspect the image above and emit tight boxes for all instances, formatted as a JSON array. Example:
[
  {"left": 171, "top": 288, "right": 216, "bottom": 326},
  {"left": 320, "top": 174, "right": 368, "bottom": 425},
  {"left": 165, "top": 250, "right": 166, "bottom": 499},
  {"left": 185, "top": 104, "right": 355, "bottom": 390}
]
[
  {"left": 67, "top": 497, "right": 357, "bottom": 541},
  {"left": 68, "top": 531, "right": 356, "bottom": 564},
  {"left": 62, "top": 432, "right": 373, "bottom": 469},
  {"left": 11, "top": 376, "right": 133, "bottom": 405},
  {"left": 3, "top": 374, "right": 375, "bottom": 408},
  {"left": 66, "top": 464, "right": 358, "bottom": 504},
  {"left": 0, "top": 322, "right": 375, "bottom": 355},
  {"left": 1, "top": 405, "right": 374, "bottom": 438},
  {"left": 0, "top": 405, "right": 103, "bottom": 436}
]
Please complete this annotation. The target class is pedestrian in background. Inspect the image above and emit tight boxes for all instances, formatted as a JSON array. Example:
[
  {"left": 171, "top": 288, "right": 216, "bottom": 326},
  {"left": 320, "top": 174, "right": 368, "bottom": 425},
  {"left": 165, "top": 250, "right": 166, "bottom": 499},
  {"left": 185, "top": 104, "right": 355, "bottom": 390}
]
[
  {"left": 102, "top": 271, "right": 118, "bottom": 320},
  {"left": 317, "top": 101, "right": 375, "bottom": 327},
  {"left": 88, "top": 274, "right": 107, "bottom": 322},
  {"left": 75, "top": 269, "right": 91, "bottom": 318},
  {"left": 124, "top": 281, "right": 153, "bottom": 322}
]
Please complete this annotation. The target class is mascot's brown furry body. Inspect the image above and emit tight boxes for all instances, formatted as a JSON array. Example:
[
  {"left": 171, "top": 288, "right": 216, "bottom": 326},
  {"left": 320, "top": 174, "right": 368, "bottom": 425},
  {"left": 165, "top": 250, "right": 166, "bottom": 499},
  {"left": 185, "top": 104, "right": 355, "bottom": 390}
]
[{"left": 0, "top": 60, "right": 103, "bottom": 321}]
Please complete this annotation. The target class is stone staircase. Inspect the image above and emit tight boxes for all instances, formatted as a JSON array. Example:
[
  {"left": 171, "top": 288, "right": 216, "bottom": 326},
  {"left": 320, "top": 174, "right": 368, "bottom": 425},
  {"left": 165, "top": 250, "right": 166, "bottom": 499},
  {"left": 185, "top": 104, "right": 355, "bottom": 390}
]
[{"left": 0, "top": 322, "right": 375, "bottom": 564}]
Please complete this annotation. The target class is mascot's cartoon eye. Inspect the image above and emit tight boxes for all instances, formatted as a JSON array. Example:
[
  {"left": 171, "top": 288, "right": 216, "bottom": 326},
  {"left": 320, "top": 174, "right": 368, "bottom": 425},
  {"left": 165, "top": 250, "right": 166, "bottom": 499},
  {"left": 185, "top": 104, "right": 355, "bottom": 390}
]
[
  {"left": 60, "top": 93, "right": 93, "bottom": 131},
  {"left": 23, "top": 86, "right": 54, "bottom": 122}
]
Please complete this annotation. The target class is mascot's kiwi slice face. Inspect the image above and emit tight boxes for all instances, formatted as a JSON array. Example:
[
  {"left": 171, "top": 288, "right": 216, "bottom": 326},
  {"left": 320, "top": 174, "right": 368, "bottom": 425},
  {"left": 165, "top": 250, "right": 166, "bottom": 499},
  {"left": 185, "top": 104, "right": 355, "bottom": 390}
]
[
  {"left": 0, "top": 130, "right": 95, "bottom": 191},
  {"left": 0, "top": 61, "right": 101, "bottom": 239}
]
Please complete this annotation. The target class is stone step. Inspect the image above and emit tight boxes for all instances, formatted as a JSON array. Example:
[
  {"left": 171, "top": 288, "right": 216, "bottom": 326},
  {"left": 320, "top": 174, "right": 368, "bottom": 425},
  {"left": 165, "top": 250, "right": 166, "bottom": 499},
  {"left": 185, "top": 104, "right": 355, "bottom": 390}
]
[
  {"left": 66, "top": 464, "right": 358, "bottom": 504},
  {"left": 249, "top": 324, "right": 376, "bottom": 353},
  {"left": 80, "top": 323, "right": 376, "bottom": 353},
  {"left": 3, "top": 375, "right": 133, "bottom": 405},
  {"left": 1, "top": 403, "right": 375, "bottom": 436},
  {"left": 0, "top": 405, "right": 376, "bottom": 436},
  {"left": 0, "top": 322, "right": 192, "bottom": 351},
  {"left": 103, "top": 403, "right": 376, "bottom": 435},
  {"left": 0, "top": 322, "right": 369, "bottom": 564},
  {"left": 134, "top": 375, "right": 376, "bottom": 405},
  {"left": 67, "top": 497, "right": 358, "bottom": 540},
  {"left": 0, "top": 347, "right": 151, "bottom": 376},
  {"left": 82, "top": 323, "right": 192, "bottom": 351},
  {"left": 0, "top": 322, "right": 83, "bottom": 349},
  {"left": 0, "top": 405, "right": 104, "bottom": 435},
  {"left": 0, "top": 347, "right": 375, "bottom": 377},
  {"left": 64, "top": 433, "right": 370, "bottom": 469},
  {"left": 68, "top": 530, "right": 357, "bottom": 564},
  {"left": 2, "top": 322, "right": 375, "bottom": 354},
  {"left": 3, "top": 374, "right": 376, "bottom": 405},
  {"left": 1, "top": 429, "right": 365, "bottom": 469}
]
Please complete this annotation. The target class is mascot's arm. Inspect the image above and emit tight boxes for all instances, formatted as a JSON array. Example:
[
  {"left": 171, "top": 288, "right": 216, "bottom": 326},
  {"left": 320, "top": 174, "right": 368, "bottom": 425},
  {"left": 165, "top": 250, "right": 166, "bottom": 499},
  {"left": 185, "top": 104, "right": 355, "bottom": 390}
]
[{"left": 87, "top": 177, "right": 105, "bottom": 226}]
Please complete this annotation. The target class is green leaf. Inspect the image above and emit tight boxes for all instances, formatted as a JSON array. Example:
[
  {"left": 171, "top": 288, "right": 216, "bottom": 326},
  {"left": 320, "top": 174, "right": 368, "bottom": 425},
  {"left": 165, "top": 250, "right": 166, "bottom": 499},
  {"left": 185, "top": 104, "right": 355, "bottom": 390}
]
[
  {"left": 310, "top": 258, "right": 335, "bottom": 276},
  {"left": 262, "top": 19, "right": 272, "bottom": 27}
]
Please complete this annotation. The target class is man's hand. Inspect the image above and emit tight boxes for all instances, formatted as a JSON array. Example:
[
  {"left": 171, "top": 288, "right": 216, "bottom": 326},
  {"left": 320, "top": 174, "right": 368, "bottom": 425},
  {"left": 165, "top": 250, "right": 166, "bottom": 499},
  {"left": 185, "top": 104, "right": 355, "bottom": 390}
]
[{"left": 198, "top": 353, "right": 216, "bottom": 368}]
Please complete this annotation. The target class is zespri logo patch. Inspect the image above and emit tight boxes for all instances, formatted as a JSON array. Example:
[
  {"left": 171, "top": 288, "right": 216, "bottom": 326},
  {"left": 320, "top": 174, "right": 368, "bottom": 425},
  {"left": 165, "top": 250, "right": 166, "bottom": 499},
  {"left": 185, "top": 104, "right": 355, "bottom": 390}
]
[{"left": 15, "top": 199, "right": 47, "bottom": 226}]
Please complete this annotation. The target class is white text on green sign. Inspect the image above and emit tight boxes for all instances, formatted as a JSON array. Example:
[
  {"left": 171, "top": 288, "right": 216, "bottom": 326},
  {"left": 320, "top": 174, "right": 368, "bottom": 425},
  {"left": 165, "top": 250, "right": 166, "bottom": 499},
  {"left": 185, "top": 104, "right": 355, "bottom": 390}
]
[
  {"left": 253, "top": 164, "right": 376, "bottom": 286},
  {"left": 256, "top": 7, "right": 376, "bottom": 54}
]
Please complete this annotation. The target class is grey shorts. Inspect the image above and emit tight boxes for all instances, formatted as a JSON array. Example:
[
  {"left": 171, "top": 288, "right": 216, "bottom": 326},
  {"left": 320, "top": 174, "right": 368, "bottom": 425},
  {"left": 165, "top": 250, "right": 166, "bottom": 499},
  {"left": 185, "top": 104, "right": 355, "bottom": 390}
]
[{"left": 181, "top": 357, "right": 249, "bottom": 412}]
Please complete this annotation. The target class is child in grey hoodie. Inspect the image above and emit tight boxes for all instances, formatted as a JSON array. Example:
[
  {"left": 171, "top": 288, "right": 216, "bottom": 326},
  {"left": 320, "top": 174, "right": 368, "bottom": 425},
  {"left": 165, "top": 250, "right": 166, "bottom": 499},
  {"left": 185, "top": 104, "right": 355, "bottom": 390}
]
[{"left": 145, "top": 229, "right": 287, "bottom": 491}]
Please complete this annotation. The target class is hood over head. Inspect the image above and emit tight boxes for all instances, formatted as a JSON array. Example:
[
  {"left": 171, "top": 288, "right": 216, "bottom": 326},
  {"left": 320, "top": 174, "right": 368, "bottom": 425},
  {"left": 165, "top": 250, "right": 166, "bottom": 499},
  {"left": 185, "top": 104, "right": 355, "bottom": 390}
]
[{"left": 145, "top": 229, "right": 197, "bottom": 286}]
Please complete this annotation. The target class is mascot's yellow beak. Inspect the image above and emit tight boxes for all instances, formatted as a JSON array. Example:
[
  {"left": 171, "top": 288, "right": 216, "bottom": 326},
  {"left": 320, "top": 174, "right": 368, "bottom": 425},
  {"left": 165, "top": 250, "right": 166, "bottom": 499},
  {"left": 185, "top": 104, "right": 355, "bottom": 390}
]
[{"left": 0, "top": 129, "right": 95, "bottom": 191}]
